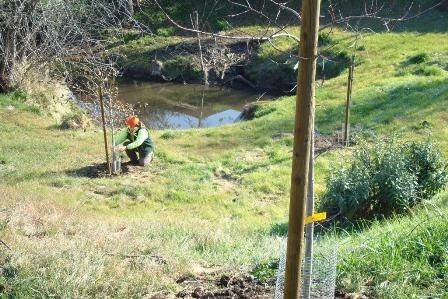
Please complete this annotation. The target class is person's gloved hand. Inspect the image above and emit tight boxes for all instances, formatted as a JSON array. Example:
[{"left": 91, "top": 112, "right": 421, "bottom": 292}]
[{"left": 117, "top": 144, "right": 127, "bottom": 152}]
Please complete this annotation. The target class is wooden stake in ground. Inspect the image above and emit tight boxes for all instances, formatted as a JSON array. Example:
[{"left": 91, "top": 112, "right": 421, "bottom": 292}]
[
  {"left": 344, "top": 54, "right": 355, "bottom": 146},
  {"left": 284, "top": 0, "right": 321, "bottom": 298},
  {"left": 99, "top": 86, "right": 112, "bottom": 175}
]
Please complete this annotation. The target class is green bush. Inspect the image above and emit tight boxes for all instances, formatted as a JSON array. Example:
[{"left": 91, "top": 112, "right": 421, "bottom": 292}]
[
  {"left": 321, "top": 139, "right": 448, "bottom": 220},
  {"left": 408, "top": 142, "right": 448, "bottom": 199}
]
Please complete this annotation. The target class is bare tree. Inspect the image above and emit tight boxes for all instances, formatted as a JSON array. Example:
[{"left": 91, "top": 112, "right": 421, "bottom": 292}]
[{"left": 0, "top": 0, "right": 137, "bottom": 92}]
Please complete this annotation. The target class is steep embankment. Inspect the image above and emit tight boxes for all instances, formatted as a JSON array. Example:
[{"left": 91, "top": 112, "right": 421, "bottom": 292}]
[{"left": 1, "top": 14, "right": 448, "bottom": 299}]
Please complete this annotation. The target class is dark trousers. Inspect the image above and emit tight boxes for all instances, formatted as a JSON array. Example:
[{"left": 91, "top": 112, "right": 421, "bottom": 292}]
[{"left": 124, "top": 142, "right": 154, "bottom": 166}]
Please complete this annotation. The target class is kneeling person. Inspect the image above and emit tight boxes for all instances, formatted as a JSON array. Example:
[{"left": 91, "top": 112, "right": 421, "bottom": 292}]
[{"left": 115, "top": 116, "right": 155, "bottom": 166}]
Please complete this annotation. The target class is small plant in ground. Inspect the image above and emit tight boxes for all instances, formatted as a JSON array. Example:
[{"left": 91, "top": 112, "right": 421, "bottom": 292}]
[
  {"left": 321, "top": 139, "right": 448, "bottom": 220},
  {"left": 251, "top": 259, "right": 278, "bottom": 283}
]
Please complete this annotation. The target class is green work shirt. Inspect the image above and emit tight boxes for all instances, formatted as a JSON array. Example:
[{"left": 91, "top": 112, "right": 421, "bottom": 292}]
[{"left": 115, "top": 125, "right": 154, "bottom": 155}]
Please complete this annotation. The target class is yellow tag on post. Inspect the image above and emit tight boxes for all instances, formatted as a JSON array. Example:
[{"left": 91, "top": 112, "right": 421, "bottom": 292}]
[{"left": 304, "top": 212, "right": 327, "bottom": 225}]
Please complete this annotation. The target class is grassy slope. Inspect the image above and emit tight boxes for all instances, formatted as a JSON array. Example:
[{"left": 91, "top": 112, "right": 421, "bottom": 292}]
[{"left": 1, "top": 13, "right": 448, "bottom": 299}]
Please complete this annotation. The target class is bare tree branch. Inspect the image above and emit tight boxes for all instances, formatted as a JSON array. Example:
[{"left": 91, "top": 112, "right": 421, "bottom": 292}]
[
  {"left": 151, "top": 0, "right": 300, "bottom": 43},
  {"left": 0, "top": 238, "right": 11, "bottom": 250}
]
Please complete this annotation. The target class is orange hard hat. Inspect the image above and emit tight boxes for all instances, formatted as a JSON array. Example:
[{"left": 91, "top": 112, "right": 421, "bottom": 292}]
[{"left": 126, "top": 115, "right": 140, "bottom": 128}]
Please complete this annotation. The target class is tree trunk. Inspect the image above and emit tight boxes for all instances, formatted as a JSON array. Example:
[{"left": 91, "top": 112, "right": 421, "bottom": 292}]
[{"left": 0, "top": 28, "right": 16, "bottom": 91}]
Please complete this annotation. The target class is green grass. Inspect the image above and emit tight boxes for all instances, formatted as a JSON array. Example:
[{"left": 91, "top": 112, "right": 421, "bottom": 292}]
[
  {"left": 334, "top": 194, "right": 448, "bottom": 298},
  {"left": 1, "top": 14, "right": 448, "bottom": 298}
]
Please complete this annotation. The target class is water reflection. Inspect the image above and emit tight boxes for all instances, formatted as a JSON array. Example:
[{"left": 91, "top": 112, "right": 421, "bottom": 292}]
[{"left": 117, "top": 81, "right": 265, "bottom": 129}]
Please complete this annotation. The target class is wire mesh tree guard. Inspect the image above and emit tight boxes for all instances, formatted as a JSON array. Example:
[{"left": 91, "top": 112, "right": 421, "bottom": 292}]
[{"left": 274, "top": 241, "right": 338, "bottom": 299}]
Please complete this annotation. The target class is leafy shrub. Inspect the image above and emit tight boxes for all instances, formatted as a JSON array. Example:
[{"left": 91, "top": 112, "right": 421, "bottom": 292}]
[
  {"left": 408, "top": 142, "right": 448, "bottom": 199},
  {"left": 321, "top": 139, "right": 448, "bottom": 220}
]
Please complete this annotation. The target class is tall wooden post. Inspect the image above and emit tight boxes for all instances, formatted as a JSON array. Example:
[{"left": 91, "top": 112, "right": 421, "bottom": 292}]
[
  {"left": 344, "top": 55, "right": 355, "bottom": 147},
  {"left": 284, "top": 0, "right": 321, "bottom": 298},
  {"left": 99, "top": 86, "right": 112, "bottom": 176}
]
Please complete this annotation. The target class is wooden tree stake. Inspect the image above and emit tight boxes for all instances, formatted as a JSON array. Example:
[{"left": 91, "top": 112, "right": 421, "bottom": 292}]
[
  {"left": 99, "top": 86, "right": 111, "bottom": 175},
  {"left": 344, "top": 55, "right": 355, "bottom": 146},
  {"left": 284, "top": 0, "right": 321, "bottom": 298}
]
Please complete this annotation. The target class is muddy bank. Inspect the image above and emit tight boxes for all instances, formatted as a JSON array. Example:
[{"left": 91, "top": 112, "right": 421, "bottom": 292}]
[
  {"left": 118, "top": 38, "right": 267, "bottom": 91},
  {"left": 117, "top": 35, "right": 351, "bottom": 95}
]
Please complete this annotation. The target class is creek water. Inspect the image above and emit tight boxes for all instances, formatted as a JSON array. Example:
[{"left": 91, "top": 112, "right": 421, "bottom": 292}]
[{"left": 116, "top": 81, "right": 268, "bottom": 130}]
